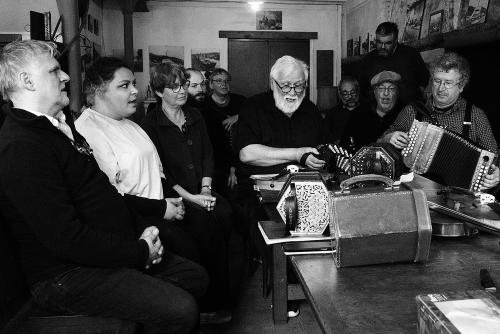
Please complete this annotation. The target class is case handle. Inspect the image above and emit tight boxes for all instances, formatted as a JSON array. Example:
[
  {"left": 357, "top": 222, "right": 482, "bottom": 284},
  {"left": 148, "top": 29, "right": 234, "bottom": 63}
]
[{"left": 340, "top": 174, "right": 394, "bottom": 191}]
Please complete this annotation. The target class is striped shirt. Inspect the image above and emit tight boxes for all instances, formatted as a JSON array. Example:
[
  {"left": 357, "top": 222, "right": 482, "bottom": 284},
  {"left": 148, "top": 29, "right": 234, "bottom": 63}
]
[{"left": 383, "top": 97, "right": 498, "bottom": 153}]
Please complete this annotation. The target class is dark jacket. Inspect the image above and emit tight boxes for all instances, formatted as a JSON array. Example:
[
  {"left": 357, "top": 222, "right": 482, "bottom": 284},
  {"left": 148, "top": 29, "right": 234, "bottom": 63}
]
[
  {"left": 340, "top": 100, "right": 404, "bottom": 150},
  {"left": 325, "top": 102, "right": 370, "bottom": 143},
  {"left": 236, "top": 91, "right": 327, "bottom": 178},
  {"left": 359, "top": 44, "right": 429, "bottom": 104},
  {"left": 0, "top": 105, "right": 149, "bottom": 286},
  {"left": 141, "top": 104, "right": 214, "bottom": 195}
]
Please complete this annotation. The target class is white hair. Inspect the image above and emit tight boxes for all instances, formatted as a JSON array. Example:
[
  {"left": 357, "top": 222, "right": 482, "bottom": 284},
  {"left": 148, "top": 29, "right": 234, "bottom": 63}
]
[
  {"left": 0, "top": 40, "right": 58, "bottom": 100},
  {"left": 269, "top": 55, "right": 309, "bottom": 84}
]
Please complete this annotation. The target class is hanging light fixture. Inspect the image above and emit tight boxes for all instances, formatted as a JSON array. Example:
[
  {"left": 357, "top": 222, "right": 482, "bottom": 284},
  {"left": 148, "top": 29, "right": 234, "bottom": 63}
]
[{"left": 248, "top": 1, "right": 263, "bottom": 11}]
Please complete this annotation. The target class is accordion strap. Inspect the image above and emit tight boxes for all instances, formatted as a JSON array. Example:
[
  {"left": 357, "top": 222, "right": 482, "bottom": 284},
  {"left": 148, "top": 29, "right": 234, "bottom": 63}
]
[
  {"left": 462, "top": 100, "right": 472, "bottom": 140},
  {"left": 412, "top": 101, "right": 441, "bottom": 127}
]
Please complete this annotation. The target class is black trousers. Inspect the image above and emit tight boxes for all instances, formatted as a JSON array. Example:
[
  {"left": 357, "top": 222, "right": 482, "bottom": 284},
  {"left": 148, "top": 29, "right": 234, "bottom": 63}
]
[{"left": 31, "top": 253, "right": 208, "bottom": 334}]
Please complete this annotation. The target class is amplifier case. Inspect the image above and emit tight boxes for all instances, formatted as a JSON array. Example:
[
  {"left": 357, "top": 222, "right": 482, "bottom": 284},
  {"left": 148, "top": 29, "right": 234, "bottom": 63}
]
[{"left": 329, "top": 182, "right": 432, "bottom": 267}]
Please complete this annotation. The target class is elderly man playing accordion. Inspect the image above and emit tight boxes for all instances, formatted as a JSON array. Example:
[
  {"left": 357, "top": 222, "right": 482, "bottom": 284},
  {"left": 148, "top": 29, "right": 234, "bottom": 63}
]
[{"left": 380, "top": 52, "right": 499, "bottom": 190}]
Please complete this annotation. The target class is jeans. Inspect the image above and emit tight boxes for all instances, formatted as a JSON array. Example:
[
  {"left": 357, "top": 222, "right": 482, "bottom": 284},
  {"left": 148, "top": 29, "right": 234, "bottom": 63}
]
[{"left": 31, "top": 252, "right": 209, "bottom": 334}]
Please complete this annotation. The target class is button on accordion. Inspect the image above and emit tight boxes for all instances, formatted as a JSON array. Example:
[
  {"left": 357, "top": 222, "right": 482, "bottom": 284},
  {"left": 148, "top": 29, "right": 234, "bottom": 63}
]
[{"left": 402, "top": 120, "right": 496, "bottom": 191}]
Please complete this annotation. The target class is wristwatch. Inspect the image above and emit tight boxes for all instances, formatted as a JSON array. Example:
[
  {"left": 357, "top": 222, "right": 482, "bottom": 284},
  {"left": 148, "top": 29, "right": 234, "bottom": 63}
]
[{"left": 202, "top": 185, "right": 212, "bottom": 190}]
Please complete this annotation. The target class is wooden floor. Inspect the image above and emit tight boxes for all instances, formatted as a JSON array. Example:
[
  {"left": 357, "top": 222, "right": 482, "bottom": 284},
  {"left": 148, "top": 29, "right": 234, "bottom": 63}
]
[{"left": 201, "top": 265, "right": 323, "bottom": 334}]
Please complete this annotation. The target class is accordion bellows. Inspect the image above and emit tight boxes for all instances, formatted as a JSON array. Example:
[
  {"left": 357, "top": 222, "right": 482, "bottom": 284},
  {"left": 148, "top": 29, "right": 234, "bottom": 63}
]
[{"left": 402, "top": 120, "right": 496, "bottom": 191}]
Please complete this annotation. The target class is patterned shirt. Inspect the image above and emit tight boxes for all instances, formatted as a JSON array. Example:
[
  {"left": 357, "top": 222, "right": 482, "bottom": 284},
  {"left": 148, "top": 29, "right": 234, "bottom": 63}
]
[{"left": 383, "top": 97, "right": 498, "bottom": 153}]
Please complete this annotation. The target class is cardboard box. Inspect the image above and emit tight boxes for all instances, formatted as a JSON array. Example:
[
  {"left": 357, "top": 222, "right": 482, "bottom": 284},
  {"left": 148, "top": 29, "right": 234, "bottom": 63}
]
[{"left": 416, "top": 290, "right": 500, "bottom": 334}]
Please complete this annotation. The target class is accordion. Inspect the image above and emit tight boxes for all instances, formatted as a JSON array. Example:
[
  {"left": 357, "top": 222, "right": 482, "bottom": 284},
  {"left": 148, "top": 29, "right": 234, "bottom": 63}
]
[
  {"left": 275, "top": 172, "right": 330, "bottom": 236},
  {"left": 350, "top": 143, "right": 404, "bottom": 180},
  {"left": 402, "top": 120, "right": 496, "bottom": 191}
]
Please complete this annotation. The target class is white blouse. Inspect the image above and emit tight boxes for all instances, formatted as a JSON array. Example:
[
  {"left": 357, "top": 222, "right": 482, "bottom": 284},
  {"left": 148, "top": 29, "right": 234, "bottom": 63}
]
[{"left": 75, "top": 108, "right": 164, "bottom": 200}]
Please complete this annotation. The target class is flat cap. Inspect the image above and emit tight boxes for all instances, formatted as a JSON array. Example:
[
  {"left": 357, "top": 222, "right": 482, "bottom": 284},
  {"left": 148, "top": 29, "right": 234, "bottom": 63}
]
[{"left": 370, "top": 71, "right": 401, "bottom": 86}]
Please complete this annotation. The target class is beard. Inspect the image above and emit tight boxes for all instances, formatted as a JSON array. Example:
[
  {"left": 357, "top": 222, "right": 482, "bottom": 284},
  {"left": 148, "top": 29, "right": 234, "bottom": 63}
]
[
  {"left": 187, "top": 93, "right": 206, "bottom": 108},
  {"left": 273, "top": 89, "right": 305, "bottom": 116}
]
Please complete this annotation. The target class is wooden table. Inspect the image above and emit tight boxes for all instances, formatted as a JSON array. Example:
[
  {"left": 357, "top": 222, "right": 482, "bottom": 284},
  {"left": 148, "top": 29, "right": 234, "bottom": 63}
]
[
  {"left": 291, "top": 232, "right": 500, "bottom": 333},
  {"left": 258, "top": 220, "right": 334, "bottom": 323}
]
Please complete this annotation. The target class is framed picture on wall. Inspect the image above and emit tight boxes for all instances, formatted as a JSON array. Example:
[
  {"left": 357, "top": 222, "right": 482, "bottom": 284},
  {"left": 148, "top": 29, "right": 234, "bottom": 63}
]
[
  {"left": 191, "top": 48, "right": 220, "bottom": 72},
  {"left": 87, "top": 14, "right": 93, "bottom": 33},
  {"left": 369, "top": 34, "right": 376, "bottom": 52},
  {"left": 149, "top": 45, "right": 184, "bottom": 69},
  {"left": 429, "top": 10, "right": 444, "bottom": 35},
  {"left": 347, "top": 39, "right": 353, "bottom": 57},
  {"left": 133, "top": 49, "right": 143, "bottom": 72},
  {"left": 361, "top": 33, "right": 369, "bottom": 55},
  {"left": 353, "top": 37, "right": 360, "bottom": 56},
  {"left": 402, "top": 0, "right": 426, "bottom": 43},
  {"left": 256, "top": 11, "right": 282, "bottom": 30},
  {"left": 458, "top": 0, "right": 490, "bottom": 28},
  {"left": 93, "top": 19, "right": 99, "bottom": 35}
]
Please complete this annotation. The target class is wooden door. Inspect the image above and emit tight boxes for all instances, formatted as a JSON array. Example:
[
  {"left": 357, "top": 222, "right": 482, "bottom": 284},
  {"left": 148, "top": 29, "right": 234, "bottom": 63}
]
[
  {"left": 228, "top": 39, "right": 310, "bottom": 97},
  {"left": 228, "top": 40, "right": 268, "bottom": 98}
]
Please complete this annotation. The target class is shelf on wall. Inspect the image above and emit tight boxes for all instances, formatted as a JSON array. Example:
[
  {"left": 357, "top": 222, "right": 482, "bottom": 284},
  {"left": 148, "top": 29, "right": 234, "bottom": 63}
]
[{"left": 341, "top": 19, "right": 500, "bottom": 63}]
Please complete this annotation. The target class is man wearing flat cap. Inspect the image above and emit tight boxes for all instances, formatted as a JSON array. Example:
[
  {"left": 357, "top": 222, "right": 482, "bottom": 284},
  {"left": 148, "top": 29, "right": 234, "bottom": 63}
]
[
  {"left": 340, "top": 70, "right": 403, "bottom": 149},
  {"left": 358, "top": 22, "right": 429, "bottom": 105}
]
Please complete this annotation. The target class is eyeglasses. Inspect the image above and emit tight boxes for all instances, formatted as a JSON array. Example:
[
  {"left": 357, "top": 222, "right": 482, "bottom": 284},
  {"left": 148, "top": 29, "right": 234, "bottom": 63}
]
[
  {"left": 167, "top": 81, "right": 190, "bottom": 93},
  {"left": 432, "top": 78, "right": 460, "bottom": 89},
  {"left": 340, "top": 90, "right": 358, "bottom": 97},
  {"left": 189, "top": 81, "right": 206, "bottom": 89},
  {"left": 375, "top": 86, "right": 397, "bottom": 94},
  {"left": 212, "top": 79, "right": 231, "bottom": 85},
  {"left": 273, "top": 79, "right": 306, "bottom": 94}
]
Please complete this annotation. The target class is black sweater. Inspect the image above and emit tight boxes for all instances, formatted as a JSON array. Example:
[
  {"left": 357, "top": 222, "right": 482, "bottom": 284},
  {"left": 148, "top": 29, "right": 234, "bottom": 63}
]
[
  {"left": 0, "top": 106, "right": 149, "bottom": 286},
  {"left": 141, "top": 104, "right": 214, "bottom": 195}
]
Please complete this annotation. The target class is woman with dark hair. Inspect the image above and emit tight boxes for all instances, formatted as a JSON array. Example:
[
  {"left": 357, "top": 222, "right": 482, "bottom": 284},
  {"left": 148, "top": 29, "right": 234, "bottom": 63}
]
[
  {"left": 76, "top": 57, "right": 234, "bottom": 323},
  {"left": 76, "top": 57, "right": 194, "bottom": 256},
  {"left": 142, "top": 61, "right": 234, "bottom": 235},
  {"left": 141, "top": 61, "right": 239, "bottom": 321}
]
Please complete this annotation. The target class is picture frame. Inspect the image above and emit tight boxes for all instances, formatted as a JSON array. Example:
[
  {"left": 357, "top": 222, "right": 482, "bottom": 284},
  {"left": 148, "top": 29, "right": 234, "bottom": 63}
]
[
  {"left": 402, "top": 0, "right": 426, "bottom": 43},
  {"left": 149, "top": 45, "right": 184, "bottom": 68},
  {"left": 133, "top": 49, "right": 143, "bottom": 72},
  {"left": 353, "top": 36, "right": 360, "bottom": 56},
  {"left": 361, "top": 33, "right": 369, "bottom": 55},
  {"left": 87, "top": 14, "right": 93, "bottom": 33},
  {"left": 429, "top": 10, "right": 444, "bottom": 35},
  {"left": 369, "top": 34, "right": 376, "bottom": 52},
  {"left": 346, "top": 39, "right": 353, "bottom": 57},
  {"left": 93, "top": 19, "right": 99, "bottom": 35},
  {"left": 191, "top": 48, "right": 220, "bottom": 72},
  {"left": 458, "top": 0, "right": 490, "bottom": 28},
  {"left": 256, "top": 11, "right": 282, "bottom": 30}
]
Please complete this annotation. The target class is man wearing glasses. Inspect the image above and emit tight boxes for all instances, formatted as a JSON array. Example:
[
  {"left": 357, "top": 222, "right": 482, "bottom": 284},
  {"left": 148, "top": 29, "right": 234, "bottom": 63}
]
[
  {"left": 381, "top": 52, "right": 499, "bottom": 190},
  {"left": 237, "top": 55, "right": 327, "bottom": 178},
  {"left": 341, "top": 70, "right": 403, "bottom": 150},
  {"left": 200, "top": 68, "right": 246, "bottom": 195},
  {"left": 207, "top": 68, "right": 246, "bottom": 134},
  {"left": 358, "top": 22, "right": 429, "bottom": 105},
  {"left": 235, "top": 56, "right": 327, "bottom": 269},
  {"left": 326, "top": 76, "right": 369, "bottom": 143}
]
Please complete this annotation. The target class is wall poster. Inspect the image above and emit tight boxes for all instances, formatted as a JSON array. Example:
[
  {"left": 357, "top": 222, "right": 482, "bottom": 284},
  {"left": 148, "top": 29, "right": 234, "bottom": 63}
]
[{"left": 402, "top": 0, "right": 427, "bottom": 42}]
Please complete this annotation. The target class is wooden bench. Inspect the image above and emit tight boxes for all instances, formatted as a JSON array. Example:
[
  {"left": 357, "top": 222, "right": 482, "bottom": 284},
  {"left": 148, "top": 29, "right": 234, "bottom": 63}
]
[{"left": 0, "top": 215, "right": 138, "bottom": 334}]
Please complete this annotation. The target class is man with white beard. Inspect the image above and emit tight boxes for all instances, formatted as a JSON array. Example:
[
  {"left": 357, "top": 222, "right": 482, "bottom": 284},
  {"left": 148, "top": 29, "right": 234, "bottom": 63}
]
[
  {"left": 236, "top": 55, "right": 327, "bottom": 179},
  {"left": 234, "top": 56, "right": 328, "bottom": 275}
]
